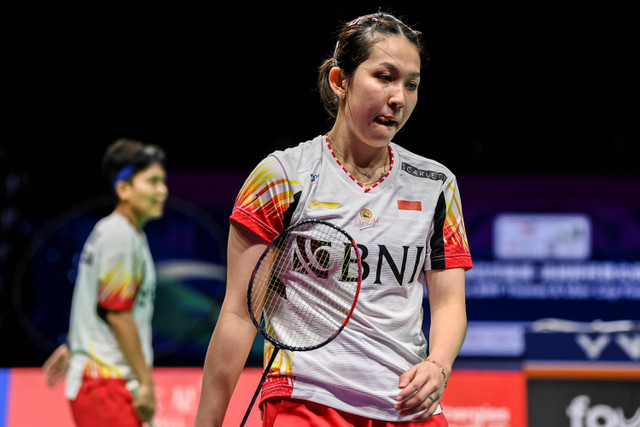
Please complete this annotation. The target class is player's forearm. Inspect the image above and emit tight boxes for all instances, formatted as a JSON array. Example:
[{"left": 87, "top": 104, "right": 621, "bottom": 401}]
[
  {"left": 194, "top": 309, "right": 257, "bottom": 427},
  {"left": 425, "top": 268, "right": 467, "bottom": 375},
  {"left": 105, "top": 310, "right": 153, "bottom": 387},
  {"left": 428, "top": 303, "right": 467, "bottom": 376}
]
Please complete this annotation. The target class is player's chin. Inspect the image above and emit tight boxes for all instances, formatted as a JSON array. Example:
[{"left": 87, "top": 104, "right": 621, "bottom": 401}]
[
  {"left": 372, "top": 120, "right": 402, "bottom": 140},
  {"left": 147, "top": 205, "right": 165, "bottom": 218}
]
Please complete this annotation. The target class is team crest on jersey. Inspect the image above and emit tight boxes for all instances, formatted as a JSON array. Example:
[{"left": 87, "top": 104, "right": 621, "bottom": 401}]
[{"left": 354, "top": 208, "right": 380, "bottom": 231}]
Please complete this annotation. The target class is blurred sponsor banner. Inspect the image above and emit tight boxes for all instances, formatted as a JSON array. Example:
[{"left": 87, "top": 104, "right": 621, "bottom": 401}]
[
  {"left": 459, "top": 321, "right": 526, "bottom": 357},
  {"left": 525, "top": 319, "right": 640, "bottom": 362},
  {"left": 2, "top": 368, "right": 525, "bottom": 427},
  {"left": 442, "top": 370, "right": 527, "bottom": 427},
  {"left": 525, "top": 362, "right": 640, "bottom": 426},
  {"left": 527, "top": 377, "right": 640, "bottom": 426},
  {"left": 493, "top": 213, "right": 591, "bottom": 261},
  {"left": 1, "top": 367, "right": 263, "bottom": 427},
  {"left": 460, "top": 175, "right": 640, "bottom": 326}
]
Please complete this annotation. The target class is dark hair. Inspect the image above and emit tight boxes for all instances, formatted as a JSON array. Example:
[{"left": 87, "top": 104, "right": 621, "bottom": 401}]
[
  {"left": 318, "top": 12, "right": 427, "bottom": 118},
  {"left": 102, "top": 138, "right": 167, "bottom": 188}
]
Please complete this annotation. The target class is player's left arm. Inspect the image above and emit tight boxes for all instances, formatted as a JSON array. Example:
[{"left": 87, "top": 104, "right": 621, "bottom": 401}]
[
  {"left": 105, "top": 310, "right": 155, "bottom": 422},
  {"left": 425, "top": 267, "right": 467, "bottom": 375},
  {"left": 397, "top": 267, "right": 467, "bottom": 421}
]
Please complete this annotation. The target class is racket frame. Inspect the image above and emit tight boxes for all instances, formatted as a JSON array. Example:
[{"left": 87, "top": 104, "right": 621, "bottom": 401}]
[{"left": 246, "top": 219, "right": 362, "bottom": 352}]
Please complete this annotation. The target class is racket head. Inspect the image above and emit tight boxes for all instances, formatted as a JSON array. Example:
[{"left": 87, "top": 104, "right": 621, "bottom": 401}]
[{"left": 247, "top": 220, "right": 362, "bottom": 352}]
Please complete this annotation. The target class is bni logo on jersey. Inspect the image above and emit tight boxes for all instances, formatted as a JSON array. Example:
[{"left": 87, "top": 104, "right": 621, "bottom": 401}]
[{"left": 354, "top": 208, "right": 380, "bottom": 231}]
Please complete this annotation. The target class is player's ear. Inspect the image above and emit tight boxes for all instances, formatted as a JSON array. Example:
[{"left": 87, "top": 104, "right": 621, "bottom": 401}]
[
  {"left": 328, "top": 67, "right": 347, "bottom": 100},
  {"left": 115, "top": 180, "right": 131, "bottom": 201}
]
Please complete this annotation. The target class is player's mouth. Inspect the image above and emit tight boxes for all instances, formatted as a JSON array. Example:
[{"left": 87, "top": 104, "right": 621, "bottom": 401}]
[
  {"left": 150, "top": 198, "right": 166, "bottom": 209},
  {"left": 375, "top": 115, "right": 398, "bottom": 127}
]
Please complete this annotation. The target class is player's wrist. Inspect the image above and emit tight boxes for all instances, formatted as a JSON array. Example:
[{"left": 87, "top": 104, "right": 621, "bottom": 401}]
[
  {"left": 423, "top": 358, "right": 449, "bottom": 387},
  {"left": 137, "top": 371, "right": 154, "bottom": 388}
]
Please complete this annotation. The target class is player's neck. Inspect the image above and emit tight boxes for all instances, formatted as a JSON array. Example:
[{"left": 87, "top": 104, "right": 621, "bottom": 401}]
[
  {"left": 328, "top": 124, "right": 389, "bottom": 168},
  {"left": 114, "top": 204, "right": 146, "bottom": 232}
]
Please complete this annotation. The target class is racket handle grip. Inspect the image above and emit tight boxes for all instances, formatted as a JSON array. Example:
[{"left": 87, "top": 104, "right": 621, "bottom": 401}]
[{"left": 239, "top": 347, "right": 280, "bottom": 427}]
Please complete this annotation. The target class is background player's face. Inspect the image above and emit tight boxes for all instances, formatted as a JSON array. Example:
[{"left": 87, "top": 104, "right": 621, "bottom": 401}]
[
  {"left": 344, "top": 35, "right": 421, "bottom": 148},
  {"left": 128, "top": 163, "right": 168, "bottom": 223}
]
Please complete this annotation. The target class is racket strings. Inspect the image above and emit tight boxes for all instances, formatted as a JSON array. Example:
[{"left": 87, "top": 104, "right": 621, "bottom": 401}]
[{"left": 249, "top": 222, "right": 360, "bottom": 350}]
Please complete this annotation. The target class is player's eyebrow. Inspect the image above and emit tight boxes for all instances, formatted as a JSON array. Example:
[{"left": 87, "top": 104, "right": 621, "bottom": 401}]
[{"left": 378, "top": 61, "right": 421, "bottom": 80}]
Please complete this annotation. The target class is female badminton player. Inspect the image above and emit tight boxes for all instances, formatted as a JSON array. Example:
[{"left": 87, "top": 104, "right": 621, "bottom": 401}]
[
  {"left": 43, "top": 139, "right": 168, "bottom": 426},
  {"left": 195, "top": 11, "right": 472, "bottom": 426}
]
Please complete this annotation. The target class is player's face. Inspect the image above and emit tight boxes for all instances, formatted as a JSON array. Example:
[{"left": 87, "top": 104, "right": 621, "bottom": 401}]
[
  {"left": 128, "top": 163, "right": 168, "bottom": 224},
  {"left": 344, "top": 35, "right": 421, "bottom": 147}
]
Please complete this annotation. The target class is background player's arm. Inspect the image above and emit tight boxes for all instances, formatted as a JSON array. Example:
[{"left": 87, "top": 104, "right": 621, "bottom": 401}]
[
  {"left": 106, "top": 310, "right": 155, "bottom": 422},
  {"left": 194, "top": 223, "right": 266, "bottom": 427},
  {"left": 42, "top": 341, "right": 71, "bottom": 387}
]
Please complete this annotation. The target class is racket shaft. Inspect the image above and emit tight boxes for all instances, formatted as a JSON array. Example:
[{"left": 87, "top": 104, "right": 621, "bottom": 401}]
[{"left": 239, "top": 347, "right": 280, "bottom": 427}]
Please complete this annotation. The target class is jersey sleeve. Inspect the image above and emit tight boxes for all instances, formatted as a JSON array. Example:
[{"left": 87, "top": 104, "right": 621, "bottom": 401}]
[
  {"left": 96, "top": 230, "right": 143, "bottom": 311},
  {"left": 230, "top": 155, "right": 297, "bottom": 243},
  {"left": 426, "top": 175, "right": 473, "bottom": 271}
]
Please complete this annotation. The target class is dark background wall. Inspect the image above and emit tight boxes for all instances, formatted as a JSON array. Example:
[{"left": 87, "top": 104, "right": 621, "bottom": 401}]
[{"left": 1, "top": 3, "right": 637, "bottom": 367}]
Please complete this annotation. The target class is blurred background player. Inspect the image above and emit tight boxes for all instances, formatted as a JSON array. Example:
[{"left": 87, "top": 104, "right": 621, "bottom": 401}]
[{"left": 42, "top": 138, "right": 168, "bottom": 426}]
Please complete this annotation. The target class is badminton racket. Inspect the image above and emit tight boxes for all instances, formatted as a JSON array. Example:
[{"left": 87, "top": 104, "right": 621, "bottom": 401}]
[{"left": 239, "top": 219, "right": 362, "bottom": 426}]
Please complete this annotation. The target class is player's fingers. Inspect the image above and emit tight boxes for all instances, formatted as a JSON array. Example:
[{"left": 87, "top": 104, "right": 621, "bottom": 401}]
[
  {"left": 397, "top": 382, "right": 436, "bottom": 410},
  {"left": 397, "top": 361, "right": 434, "bottom": 401},
  {"left": 396, "top": 376, "right": 430, "bottom": 408},
  {"left": 410, "top": 398, "right": 438, "bottom": 423},
  {"left": 402, "top": 387, "right": 442, "bottom": 421},
  {"left": 397, "top": 364, "right": 417, "bottom": 390},
  {"left": 45, "top": 370, "right": 64, "bottom": 387},
  {"left": 134, "top": 401, "right": 154, "bottom": 422},
  {"left": 42, "top": 347, "right": 63, "bottom": 371}
]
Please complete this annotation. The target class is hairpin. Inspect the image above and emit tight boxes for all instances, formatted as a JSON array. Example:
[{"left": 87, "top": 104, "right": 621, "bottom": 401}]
[{"left": 348, "top": 15, "right": 378, "bottom": 27}]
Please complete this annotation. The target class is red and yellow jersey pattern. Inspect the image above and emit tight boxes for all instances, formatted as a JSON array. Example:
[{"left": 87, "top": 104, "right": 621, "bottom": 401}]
[
  {"left": 444, "top": 182, "right": 472, "bottom": 263},
  {"left": 231, "top": 157, "right": 300, "bottom": 242},
  {"left": 97, "top": 254, "right": 144, "bottom": 311},
  {"left": 427, "top": 180, "right": 473, "bottom": 270}
]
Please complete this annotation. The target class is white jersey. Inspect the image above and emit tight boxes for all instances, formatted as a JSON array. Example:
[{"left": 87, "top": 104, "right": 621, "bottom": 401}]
[
  {"left": 231, "top": 135, "right": 472, "bottom": 421},
  {"left": 65, "top": 212, "right": 156, "bottom": 400}
]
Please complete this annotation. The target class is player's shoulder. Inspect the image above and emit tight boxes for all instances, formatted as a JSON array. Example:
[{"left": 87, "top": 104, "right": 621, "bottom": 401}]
[
  {"left": 393, "top": 143, "right": 455, "bottom": 182},
  {"left": 240, "top": 136, "right": 323, "bottom": 191},
  {"left": 92, "top": 213, "right": 138, "bottom": 246},
  {"left": 270, "top": 135, "right": 323, "bottom": 167}
]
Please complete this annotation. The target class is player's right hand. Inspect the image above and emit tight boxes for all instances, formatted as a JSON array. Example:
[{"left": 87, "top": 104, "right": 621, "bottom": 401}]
[
  {"left": 42, "top": 344, "right": 71, "bottom": 387},
  {"left": 133, "top": 382, "right": 156, "bottom": 422}
]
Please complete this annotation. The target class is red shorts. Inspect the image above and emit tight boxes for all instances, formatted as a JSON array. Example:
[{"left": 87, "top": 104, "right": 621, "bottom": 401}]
[
  {"left": 262, "top": 398, "right": 448, "bottom": 427},
  {"left": 69, "top": 377, "right": 141, "bottom": 427}
]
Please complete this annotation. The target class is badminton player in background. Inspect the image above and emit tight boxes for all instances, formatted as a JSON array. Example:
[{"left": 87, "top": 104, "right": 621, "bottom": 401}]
[
  {"left": 42, "top": 139, "right": 168, "bottom": 426},
  {"left": 195, "top": 11, "right": 471, "bottom": 427}
]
